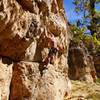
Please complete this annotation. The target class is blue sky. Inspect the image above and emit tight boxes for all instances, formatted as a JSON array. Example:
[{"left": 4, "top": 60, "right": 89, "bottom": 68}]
[
  {"left": 64, "top": 0, "right": 81, "bottom": 23},
  {"left": 64, "top": 0, "right": 100, "bottom": 23}
]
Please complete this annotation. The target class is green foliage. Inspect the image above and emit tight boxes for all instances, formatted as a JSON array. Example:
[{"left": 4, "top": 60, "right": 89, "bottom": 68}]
[
  {"left": 83, "top": 34, "right": 100, "bottom": 52},
  {"left": 70, "top": 24, "right": 100, "bottom": 53},
  {"left": 71, "top": 0, "right": 100, "bottom": 53},
  {"left": 96, "top": 78, "right": 100, "bottom": 83},
  {"left": 93, "top": 33, "right": 100, "bottom": 45},
  {"left": 73, "top": 0, "right": 89, "bottom": 13},
  {"left": 73, "top": 0, "right": 100, "bottom": 35},
  {"left": 71, "top": 24, "right": 86, "bottom": 44}
]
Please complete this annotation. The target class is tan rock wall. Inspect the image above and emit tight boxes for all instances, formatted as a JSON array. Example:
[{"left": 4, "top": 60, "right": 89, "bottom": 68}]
[
  {"left": 68, "top": 41, "right": 96, "bottom": 82},
  {"left": 0, "top": 0, "right": 70, "bottom": 100}
]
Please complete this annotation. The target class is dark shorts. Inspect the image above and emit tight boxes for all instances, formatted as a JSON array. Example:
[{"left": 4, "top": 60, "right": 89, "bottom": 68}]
[{"left": 48, "top": 47, "right": 58, "bottom": 56}]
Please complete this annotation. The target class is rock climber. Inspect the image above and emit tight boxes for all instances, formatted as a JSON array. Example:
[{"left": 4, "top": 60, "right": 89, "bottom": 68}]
[
  {"left": 39, "top": 33, "right": 64, "bottom": 76},
  {"left": 44, "top": 33, "right": 65, "bottom": 64}
]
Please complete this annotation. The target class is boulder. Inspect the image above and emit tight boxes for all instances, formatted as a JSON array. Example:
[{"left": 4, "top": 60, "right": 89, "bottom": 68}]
[{"left": 68, "top": 41, "right": 96, "bottom": 82}]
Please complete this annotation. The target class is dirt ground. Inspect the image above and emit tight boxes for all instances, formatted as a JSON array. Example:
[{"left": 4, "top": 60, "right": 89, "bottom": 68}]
[{"left": 65, "top": 80, "right": 100, "bottom": 100}]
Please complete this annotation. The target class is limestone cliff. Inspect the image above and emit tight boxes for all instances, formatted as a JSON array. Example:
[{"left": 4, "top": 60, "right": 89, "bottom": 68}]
[
  {"left": 93, "top": 53, "right": 100, "bottom": 77},
  {"left": 0, "top": 0, "right": 71, "bottom": 100},
  {"left": 68, "top": 40, "right": 97, "bottom": 82}
]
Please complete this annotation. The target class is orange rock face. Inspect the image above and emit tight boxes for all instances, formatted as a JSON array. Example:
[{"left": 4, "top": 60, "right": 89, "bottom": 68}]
[{"left": 0, "top": 0, "right": 70, "bottom": 100}]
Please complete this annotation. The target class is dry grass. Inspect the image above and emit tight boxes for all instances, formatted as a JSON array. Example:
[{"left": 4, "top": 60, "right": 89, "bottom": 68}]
[{"left": 65, "top": 80, "right": 100, "bottom": 100}]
